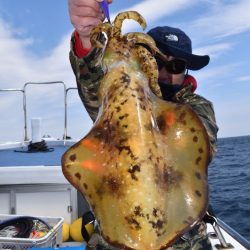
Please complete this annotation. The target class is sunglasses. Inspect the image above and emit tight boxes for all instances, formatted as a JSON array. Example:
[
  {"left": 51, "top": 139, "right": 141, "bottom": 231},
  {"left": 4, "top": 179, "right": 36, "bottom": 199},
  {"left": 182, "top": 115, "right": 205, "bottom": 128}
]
[{"left": 156, "top": 58, "right": 187, "bottom": 74}]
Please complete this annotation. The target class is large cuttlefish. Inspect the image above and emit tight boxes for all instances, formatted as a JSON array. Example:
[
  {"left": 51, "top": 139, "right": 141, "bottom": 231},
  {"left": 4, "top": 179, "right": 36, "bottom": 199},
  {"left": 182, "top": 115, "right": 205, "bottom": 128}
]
[{"left": 62, "top": 11, "right": 210, "bottom": 250}]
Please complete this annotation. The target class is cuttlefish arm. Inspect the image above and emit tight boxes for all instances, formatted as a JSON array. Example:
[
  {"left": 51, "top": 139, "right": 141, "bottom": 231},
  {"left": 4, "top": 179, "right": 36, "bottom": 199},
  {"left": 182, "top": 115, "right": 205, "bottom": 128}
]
[{"left": 62, "top": 10, "right": 210, "bottom": 250}]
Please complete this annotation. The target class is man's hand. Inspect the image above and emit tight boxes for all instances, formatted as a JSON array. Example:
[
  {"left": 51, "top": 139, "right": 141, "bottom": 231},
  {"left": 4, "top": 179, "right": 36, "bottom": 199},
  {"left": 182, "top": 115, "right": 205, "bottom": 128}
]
[{"left": 68, "top": 0, "right": 112, "bottom": 49}]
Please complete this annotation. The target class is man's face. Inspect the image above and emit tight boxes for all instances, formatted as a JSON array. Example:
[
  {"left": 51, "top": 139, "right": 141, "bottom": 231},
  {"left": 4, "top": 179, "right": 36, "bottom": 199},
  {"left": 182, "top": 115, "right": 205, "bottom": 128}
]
[{"left": 158, "top": 55, "right": 185, "bottom": 86}]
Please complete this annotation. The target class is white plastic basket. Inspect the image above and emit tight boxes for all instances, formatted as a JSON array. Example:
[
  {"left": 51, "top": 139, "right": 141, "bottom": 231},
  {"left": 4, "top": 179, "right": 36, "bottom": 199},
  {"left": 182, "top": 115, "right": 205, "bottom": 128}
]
[{"left": 0, "top": 214, "right": 64, "bottom": 250}]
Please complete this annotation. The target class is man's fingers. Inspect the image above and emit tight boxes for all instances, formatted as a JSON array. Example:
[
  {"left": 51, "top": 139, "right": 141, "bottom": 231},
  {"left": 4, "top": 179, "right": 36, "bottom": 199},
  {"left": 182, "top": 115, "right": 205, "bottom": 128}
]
[
  {"left": 70, "top": 6, "right": 102, "bottom": 18},
  {"left": 68, "top": 0, "right": 111, "bottom": 42},
  {"left": 70, "top": 13, "right": 104, "bottom": 29},
  {"left": 72, "top": 16, "right": 101, "bottom": 29},
  {"left": 95, "top": 0, "right": 112, "bottom": 3},
  {"left": 72, "top": 17, "right": 102, "bottom": 38},
  {"left": 68, "top": 0, "right": 100, "bottom": 12}
]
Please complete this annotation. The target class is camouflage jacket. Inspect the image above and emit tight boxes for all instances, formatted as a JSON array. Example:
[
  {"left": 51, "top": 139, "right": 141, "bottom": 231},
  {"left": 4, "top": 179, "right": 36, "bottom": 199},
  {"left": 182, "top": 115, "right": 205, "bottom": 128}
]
[{"left": 69, "top": 35, "right": 218, "bottom": 161}]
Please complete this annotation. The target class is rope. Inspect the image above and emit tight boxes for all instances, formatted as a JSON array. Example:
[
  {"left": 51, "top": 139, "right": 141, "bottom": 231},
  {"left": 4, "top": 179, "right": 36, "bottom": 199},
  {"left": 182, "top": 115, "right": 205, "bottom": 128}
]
[{"left": 14, "top": 140, "right": 54, "bottom": 153}]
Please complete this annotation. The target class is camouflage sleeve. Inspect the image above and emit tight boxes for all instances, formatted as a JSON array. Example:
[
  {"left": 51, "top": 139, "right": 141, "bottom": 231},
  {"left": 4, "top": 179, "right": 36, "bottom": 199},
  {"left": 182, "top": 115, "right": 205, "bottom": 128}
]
[
  {"left": 69, "top": 33, "right": 103, "bottom": 121},
  {"left": 175, "top": 86, "right": 219, "bottom": 161},
  {"left": 190, "top": 96, "right": 218, "bottom": 161}
]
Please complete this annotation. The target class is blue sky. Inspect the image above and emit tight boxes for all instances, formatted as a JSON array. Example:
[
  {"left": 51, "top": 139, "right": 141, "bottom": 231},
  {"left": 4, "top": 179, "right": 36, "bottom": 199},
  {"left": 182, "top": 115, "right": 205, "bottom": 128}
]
[{"left": 0, "top": 0, "right": 250, "bottom": 142}]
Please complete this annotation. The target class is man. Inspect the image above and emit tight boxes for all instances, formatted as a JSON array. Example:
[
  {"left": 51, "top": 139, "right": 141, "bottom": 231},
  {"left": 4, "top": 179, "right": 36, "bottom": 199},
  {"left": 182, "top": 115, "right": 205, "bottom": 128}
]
[{"left": 68, "top": 0, "right": 218, "bottom": 249}]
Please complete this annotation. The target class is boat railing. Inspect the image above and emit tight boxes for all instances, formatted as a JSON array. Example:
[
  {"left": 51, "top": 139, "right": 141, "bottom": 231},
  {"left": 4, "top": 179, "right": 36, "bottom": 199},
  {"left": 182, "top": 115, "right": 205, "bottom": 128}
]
[
  {"left": 217, "top": 218, "right": 250, "bottom": 250},
  {"left": 0, "top": 81, "right": 78, "bottom": 142}
]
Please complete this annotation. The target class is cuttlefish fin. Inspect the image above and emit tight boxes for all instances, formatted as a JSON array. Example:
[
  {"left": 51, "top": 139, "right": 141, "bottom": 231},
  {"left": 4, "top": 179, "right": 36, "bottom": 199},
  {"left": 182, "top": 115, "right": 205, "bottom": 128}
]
[
  {"left": 151, "top": 95, "right": 210, "bottom": 230},
  {"left": 62, "top": 129, "right": 108, "bottom": 195}
]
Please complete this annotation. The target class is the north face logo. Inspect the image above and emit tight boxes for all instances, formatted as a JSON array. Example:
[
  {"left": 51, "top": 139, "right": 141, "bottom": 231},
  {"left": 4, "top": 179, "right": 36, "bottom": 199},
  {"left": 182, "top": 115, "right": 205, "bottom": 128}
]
[{"left": 165, "top": 34, "right": 178, "bottom": 42}]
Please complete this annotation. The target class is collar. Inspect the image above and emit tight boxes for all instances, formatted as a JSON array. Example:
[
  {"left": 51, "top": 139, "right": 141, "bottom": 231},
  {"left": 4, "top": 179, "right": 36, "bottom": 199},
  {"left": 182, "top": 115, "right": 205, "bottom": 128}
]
[{"left": 173, "top": 83, "right": 193, "bottom": 102}]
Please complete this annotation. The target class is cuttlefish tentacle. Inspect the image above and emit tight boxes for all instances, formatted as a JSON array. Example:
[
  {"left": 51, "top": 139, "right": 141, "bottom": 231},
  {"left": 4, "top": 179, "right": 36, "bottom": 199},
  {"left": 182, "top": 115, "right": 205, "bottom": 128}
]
[
  {"left": 126, "top": 32, "right": 164, "bottom": 97},
  {"left": 90, "top": 22, "right": 113, "bottom": 48},
  {"left": 131, "top": 45, "right": 161, "bottom": 97},
  {"left": 62, "top": 10, "right": 210, "bottom": 250},
  {"left": 113, "top": 11, "right": 147, "bottom": 37},
  {"left": 126, "top": 32, "right": 160, "bottom": 53}
]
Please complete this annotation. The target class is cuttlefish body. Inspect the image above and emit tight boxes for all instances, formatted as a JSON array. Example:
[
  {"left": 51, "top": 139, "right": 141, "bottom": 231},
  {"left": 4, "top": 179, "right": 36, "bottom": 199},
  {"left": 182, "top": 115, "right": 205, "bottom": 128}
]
[{"left": 62, "top": 11, "right": 210, "bottom": 250}]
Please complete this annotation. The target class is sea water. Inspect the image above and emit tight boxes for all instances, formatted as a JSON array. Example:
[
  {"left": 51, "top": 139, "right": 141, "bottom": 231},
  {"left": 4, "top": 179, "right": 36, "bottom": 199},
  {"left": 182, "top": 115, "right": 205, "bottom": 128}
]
[{"left": 208, "top": 135, "right": 250, "bottom": 241}]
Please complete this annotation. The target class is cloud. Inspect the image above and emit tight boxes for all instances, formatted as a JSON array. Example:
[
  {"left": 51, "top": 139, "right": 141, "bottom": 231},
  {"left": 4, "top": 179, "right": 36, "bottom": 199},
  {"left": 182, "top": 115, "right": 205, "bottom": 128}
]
[
  {"left": 110, "top": 0, "right": 198, "bottom": 32},
  {"left": 190, "top": 0, "right": 250, "bottom": 39},
  {"left": 0, "top": 16, "right": 77, "bottom": 95},
  {"left": 0, "top": 19, "right": 74, "bottom": 88},
  {"left": 0, "top": 20, "right": 34, "bottom": 87},
  {"left": 0, "top": 17, "right": 72, "bottom": 114},
  {"left": 194, "top": 63, "right": 236, "bottom": 84},
  {"left": 237, "top": 76, "right": 250, "bottom": 82},
  {"left": 0, "top": 17, "right": 89, "bottom": 142},
  {"left": 193, "top": 43, "right": 233, "bottom": 59},
  {"left": 121, "top": 0, "right": 195, "bottom": 22}
]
